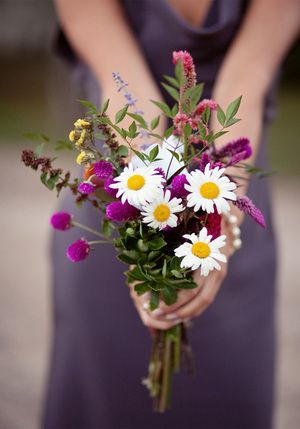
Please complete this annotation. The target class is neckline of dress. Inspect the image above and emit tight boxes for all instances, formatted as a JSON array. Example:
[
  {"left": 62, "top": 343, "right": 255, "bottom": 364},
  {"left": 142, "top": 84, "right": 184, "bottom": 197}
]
[{"left": 160, "top": 0, "right": 227, "bottom": 36}]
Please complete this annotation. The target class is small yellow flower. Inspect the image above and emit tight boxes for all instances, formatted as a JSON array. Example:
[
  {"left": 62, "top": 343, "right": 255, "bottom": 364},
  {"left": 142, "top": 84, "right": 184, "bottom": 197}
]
[
  {"left": 69, "top": 130, "right": 76, "bottom": 142},
  {"left": 76, "top": 151, "right": 87, "bottom": 165},
  {"left": 75, "top": 130, "right": 86, "bottom": 147},
  {"left": 74, "top": 118, "right": 90, "bottom": 129}
]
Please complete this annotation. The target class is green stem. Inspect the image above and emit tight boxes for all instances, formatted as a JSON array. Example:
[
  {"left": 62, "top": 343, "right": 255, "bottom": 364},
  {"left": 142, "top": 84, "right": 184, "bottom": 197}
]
[
  {"left": 89, "top": 240, "right": 111, "bottom": 245},
  {"left": 173, "top": 324, "right": 181, "bottom": 373},
  {"left": 158, "top": 331, "right": 172, "bottom": 412},
  {"left": 72, "top": 221, "right": 108, "bottom": 239}
]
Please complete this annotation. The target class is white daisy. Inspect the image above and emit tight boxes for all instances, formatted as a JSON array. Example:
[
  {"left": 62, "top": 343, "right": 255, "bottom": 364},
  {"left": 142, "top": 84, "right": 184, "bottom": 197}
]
[
  {"left": 130, "top": 136, "right": 186, "bottom": 179},
  {"left": 185, "top": 163, "right": 237, "bottom": 214},
  {"left": 141, "top": 189, "right": 184, "bottom": 230},
  {"left": 174, "top": 228, "right": 227, "bottom": 276},
  {"left": 109, "top": 164, "right": 164, "bottom": 208}
]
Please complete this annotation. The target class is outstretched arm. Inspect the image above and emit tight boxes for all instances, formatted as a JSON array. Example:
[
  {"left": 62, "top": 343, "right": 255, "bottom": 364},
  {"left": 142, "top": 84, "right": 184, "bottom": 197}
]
[
  {"left": 54, "top": 0, "right": 165, "bottom": 135},
  {"left": 150, "top": 0, "right": 300, "bottom": 328}
]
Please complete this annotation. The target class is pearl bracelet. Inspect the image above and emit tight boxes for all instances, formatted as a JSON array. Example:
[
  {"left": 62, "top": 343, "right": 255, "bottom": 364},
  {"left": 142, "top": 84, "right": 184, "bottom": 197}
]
[{"left": 225, "top": 213, "right": 242, "bottom": 251}]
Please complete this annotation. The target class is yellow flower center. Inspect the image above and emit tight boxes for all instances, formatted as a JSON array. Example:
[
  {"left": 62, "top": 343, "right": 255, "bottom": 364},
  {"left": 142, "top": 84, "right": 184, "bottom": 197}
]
[
  {"left": 153, "top": 204, "right": 171, "bottom": 222},
  {"left": 200, "top": 181, "right": 220, "bottom": 199},
  {"left": 191, "top": 242, "right": 211, "bottom": 258},
  {"left": 127, "top": 174, "right": 145, "bottom": 190}
]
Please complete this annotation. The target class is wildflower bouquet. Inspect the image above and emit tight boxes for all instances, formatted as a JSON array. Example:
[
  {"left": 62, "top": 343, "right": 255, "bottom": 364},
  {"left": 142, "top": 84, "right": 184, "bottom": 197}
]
[{"left": 22, "top": 51, "right": 266, "bottom": 412}]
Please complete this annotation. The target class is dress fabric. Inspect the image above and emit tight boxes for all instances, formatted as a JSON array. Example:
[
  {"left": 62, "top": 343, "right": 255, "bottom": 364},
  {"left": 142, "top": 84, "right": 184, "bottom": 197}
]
[{"left": 43, "top": 1, "right": 277, "bottom": 428}]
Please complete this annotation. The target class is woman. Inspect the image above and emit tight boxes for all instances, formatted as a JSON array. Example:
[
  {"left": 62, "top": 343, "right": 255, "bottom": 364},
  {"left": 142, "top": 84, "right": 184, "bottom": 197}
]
[{"left": 44, "top": 1, "right": 299, "bottom": 428}]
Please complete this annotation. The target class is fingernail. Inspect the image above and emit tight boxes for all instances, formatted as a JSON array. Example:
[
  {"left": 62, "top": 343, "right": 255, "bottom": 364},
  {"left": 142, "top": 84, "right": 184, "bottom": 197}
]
[
  {"left": 171, "top": 319, "right": 182, "bottom": 326},
  {"left": 142, "top": 302, "right": 150, "bottom": 310},
  {"left": 165, "top": 313, "right": 179, "bottom": 320},
  {"left": 152, "top": 308, "right": 164, "bottom": 317}
]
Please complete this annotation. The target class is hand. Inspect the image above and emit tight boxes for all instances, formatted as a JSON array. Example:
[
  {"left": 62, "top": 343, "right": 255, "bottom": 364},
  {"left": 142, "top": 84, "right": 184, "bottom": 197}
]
[{"left": 128, "top": 216, "right": 238, "bottom": 330}]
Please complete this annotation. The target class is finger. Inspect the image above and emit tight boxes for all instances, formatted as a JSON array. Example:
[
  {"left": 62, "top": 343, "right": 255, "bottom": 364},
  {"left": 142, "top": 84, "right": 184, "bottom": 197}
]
[
  {"left": 153, "top": 286, "right": 202, "bottom": 317},
  {"left": 163, "top": 270, "right": 225, "bottom": 321},
  {"left": 137, "top": 308, "right": 182, "bottom": 330}
]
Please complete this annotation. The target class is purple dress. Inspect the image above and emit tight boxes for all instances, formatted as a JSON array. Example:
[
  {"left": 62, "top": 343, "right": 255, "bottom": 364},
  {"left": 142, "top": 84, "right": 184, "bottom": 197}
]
[{"left": 43, "top": 1, "right": 277, "bottom": 428}]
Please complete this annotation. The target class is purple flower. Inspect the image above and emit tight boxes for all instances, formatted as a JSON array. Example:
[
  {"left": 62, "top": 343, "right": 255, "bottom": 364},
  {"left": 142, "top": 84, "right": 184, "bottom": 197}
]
[
  {"left": 215, "top": 137, "right": 251, "bottom": 159},
  {"left": 171, "top": 174, "right": 188, "bottom": 198},
  {"left": 198, "top": 153, "right": 210, "bottom": 172},
  {"left": 67, "top": 239, "right": 90, "bottom": 262},
  {"left": 78, "top": 181, "right": 95, "bottom": 195},
  {"left": 106, "top": 201, "right": 139, "bottom": 222},
  {"left": 226, "top": 150, "right": 251, "bottom": 166},
  {"left": 93, "top": 161, "right": 113, "bottom": 179},
  {"left": 155, "top": 167, "right": 166, "bottom": 179},
  {"left": 104, "top": 177, "right": 118, "bottom": 197},
  {"left": 50, "top": 212, "right": 72, "bottom": 231},
  {"left": 233, "top": 196, "right": 266, "bottom": 228}
]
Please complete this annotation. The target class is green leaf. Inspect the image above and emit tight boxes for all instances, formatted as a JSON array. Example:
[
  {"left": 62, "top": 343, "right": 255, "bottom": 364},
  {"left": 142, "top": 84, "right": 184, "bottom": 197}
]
[
  {"left": 117, "top": 145, "right": 129, "bottom": 157},
  {"left": 148, "top": 237, "right": 167, "bottom": 251},
  {"left": 100, "top": 98, "right": 110, "bottom": 113},
  {"left": 164, "top": 125, "right": 175, "bottom": 139},
  {"left": 137, "top": 239, "right": 149, "bottom": 252},
  {"left": 134, "top": 282, "right": 150, "bottom": 295},
  {"left": 34, "top": 143, "right": 45, "bottom": 157},
  {"left": 202, "top": 106, "right": 211, "bottom": 124},
  {"left": 171, "top": 104, "right": 178, "bottom": 117},
  {"left": 118, "top": 254, "right": 137, "bottom": 265},
  {"left": 161, "top": 82, "right": 179, "bottom": 102},
  {"left": 149, "top": 144, "right": 160, "bottom": 161},
  {"left": 128, "top": 121, "right": 137, "bottom": 138},
  {"left": 163, "top": 74, "right": 180, "bottom": 88},
  {"left": 102, "top": 219, "right": 114, "bottom": 237},
  {"left": 23, "top": 132, "right": 49, "bottom": 143},
  {"left": 148, "top": 251, "right": 161, "bottom": 262},
  {"left": 167, "top": 149, "right": 180, "bottom": 162},
  {"left": 174, "top": 59, "right": 185, "bottom": 86},
  {"left": 150, "top": 100, "right": 172, "bottom": 118},
  {"left": 212, "top": 130, "right": 228, "bottom": 140},
  {"left": 150, "top": 115, "right": 160, "bottom": 130},
  {"left": 115, "top": 105, "right": 129, "bottom": 124},
  {"left": 224, "top": 117, "right": 241, "bottom": 127},
  {"left": 162, "top": 286, "right": 177, "bottom": 306},
  {"left": 183, "top": 122, "right": 192, "bottom": 138},
  {"left": 162, "top": 259, "right": 167, "bottom": 278},
  {"left": 183, "top": 83, "right": 204, "bottom": 105},
  {"left": 217, "top": 106, "right": 226, "bottom": 126},
  {"left": 127, "top": 113, "right": 148, "bottom": 129},
  {"left": 198, "top": 122, "right": 207, "bottom": 139},
  {"left": 77, "top": 98, "right": 98, "bottom": 113},
  {"left": 41, "top": 173, "right": 59, "bottom": 191},
  {"left": 171, "top": 270, "right": 183, "bottom": 279},
  {"left": 225, "top": 96, "right": 242, "bottom": 122},
  {"left": 55, "top": 139, "right": 73, "bottom": 151},
  {"left": 150, "top": 290, "right": 160, "bottom": 311},
  {"left": 40, "top": 172, "right": 48, "bottom": 188}
]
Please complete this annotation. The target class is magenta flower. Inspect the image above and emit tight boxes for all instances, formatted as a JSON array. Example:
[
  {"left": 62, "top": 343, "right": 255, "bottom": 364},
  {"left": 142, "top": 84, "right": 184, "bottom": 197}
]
[
  {"left": 215, "top": 137, "right": 252, "bottom": 159},
  {"left": 172, "top": 50, "right": 196, "bottom": 88},
  {"left": 78, "top": 181, "right": 95, "bottom": 195},
  {"left": 197, "top": 153, "right": 210, "bottom": 172},
  {"left": 67, "top": 239, "right": 90, "bottom": 262},
  {"left": 196, "top": 99, "right": 218, "bottom": 115},
  {"left": 171, "top": 174, "right": 189, "bottom": 198},
  {"left": 106, "top": 201, "right": 139, "bottom": 222},
  {"left": 93, "top": 160, "right": 113, "bottom": 179},
  {"left": 50, "top": 212, "right": 72, "bottom": 231},
  {"left": 104, "top": 177, "right": 118, "bottom": 197},
  {"left": 199, "top": 212, "right": 222, "bottom": 240},
  {"left": 173, "top": 50, "right": 194, "bottom": 74},
  {"left": 233, "top": 196, "right": 266, "bottom": 228}
]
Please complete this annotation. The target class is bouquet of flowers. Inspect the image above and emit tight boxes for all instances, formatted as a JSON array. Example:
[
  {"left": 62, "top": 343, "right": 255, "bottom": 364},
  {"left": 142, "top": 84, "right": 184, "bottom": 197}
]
[{"left": 22, "top": 51, "right": 266, "bottom": 412}]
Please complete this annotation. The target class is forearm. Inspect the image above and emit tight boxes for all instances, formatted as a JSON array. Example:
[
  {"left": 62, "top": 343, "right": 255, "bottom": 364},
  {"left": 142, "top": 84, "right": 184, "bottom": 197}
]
[
  {"left": 54, "top": 0, "right": 164, "bottom": 125},
  {"left": 212, "top": 0, "right": 299, "bottom": 196},
  {"left": 214, "top": 0, "right": 300, "bottom": 103}
]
